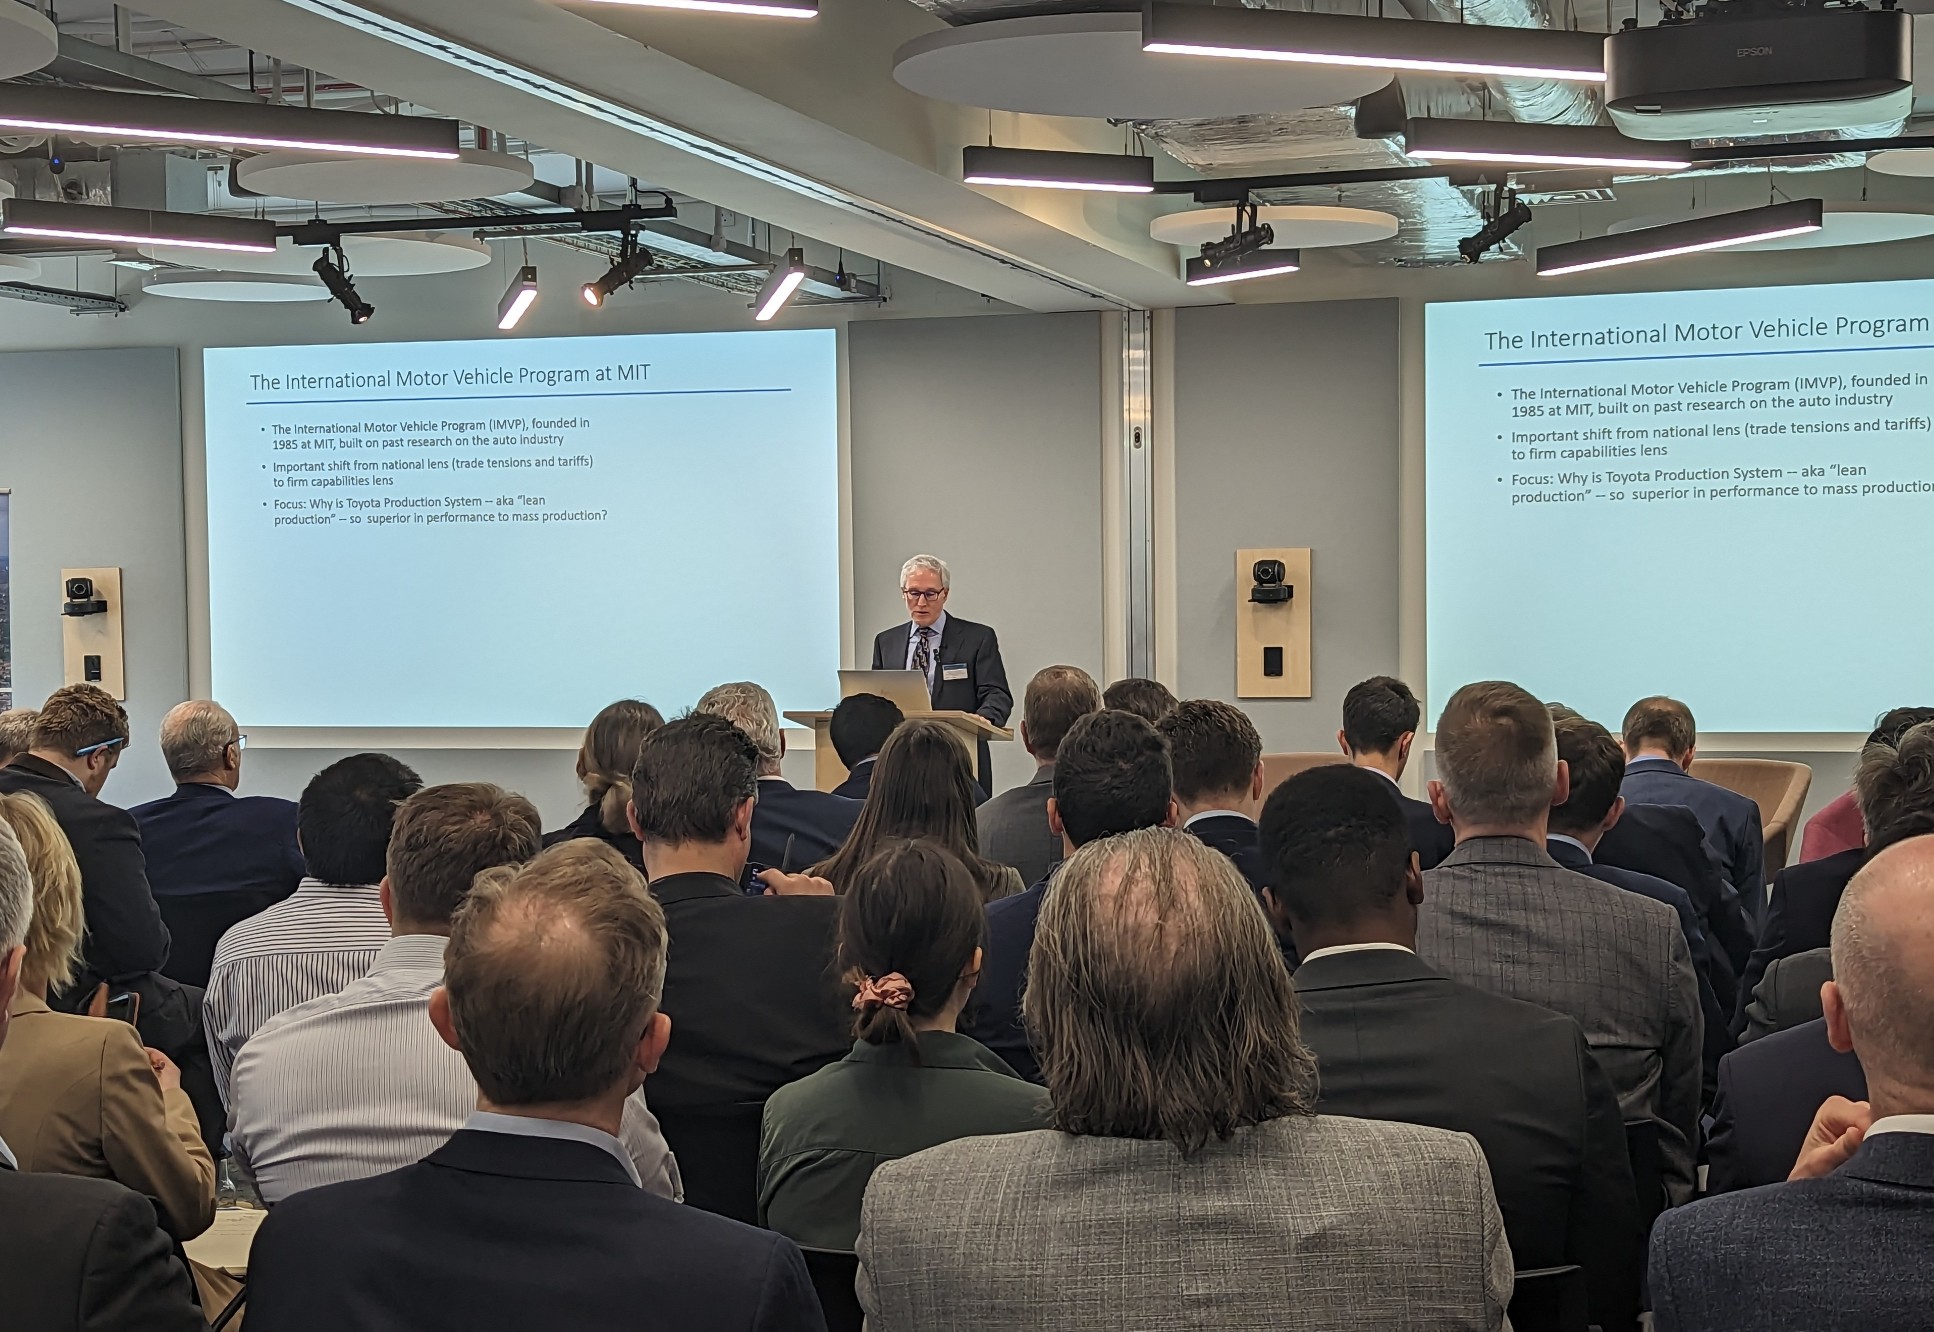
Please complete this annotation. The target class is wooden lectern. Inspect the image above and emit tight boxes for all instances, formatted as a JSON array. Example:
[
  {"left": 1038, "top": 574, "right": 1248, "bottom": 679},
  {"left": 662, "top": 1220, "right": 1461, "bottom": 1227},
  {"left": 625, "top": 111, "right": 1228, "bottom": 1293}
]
[{"left": 783, "top": 709, "right": 1012, "bottom": 792}]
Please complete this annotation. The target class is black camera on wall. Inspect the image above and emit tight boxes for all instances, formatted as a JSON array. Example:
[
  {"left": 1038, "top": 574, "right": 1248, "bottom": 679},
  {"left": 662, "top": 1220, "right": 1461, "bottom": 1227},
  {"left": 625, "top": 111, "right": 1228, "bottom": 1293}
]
[
  {"left": 1248, "top": 558, "right": 1293, "bottom": 605},
  {"left": 62, "top": 576, "right": 108, "bottom": 618}
]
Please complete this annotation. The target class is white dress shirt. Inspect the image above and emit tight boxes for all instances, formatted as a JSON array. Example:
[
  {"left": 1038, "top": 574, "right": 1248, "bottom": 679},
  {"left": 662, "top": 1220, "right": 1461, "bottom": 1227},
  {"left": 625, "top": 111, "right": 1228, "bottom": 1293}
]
[
  {"left": 903, "top": 610, "right": 949, "bottom": 690},
  {"left": 1866, "top": 1114, "right": 1934, "bottom": 1138},
  {"left": 229, "top": 933, "right": 680, "bottom": 1204},
  {"left": 463, "top": 1111, "right": 642, "bottom": 1185},
  {"left": 1297, "top": 942, "right": 1416, "bottom": 965}
]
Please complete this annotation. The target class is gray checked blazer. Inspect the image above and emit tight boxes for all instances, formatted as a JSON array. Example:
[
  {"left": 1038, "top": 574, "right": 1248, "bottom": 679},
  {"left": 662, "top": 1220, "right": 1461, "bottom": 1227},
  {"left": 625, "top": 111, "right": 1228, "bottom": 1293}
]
[
  {"left": 1417, "top": 836, "right": 1704, "bottom": 1204},
  {"left": 856, "top": 1116, "right": 1511, "bottom": 1332}
]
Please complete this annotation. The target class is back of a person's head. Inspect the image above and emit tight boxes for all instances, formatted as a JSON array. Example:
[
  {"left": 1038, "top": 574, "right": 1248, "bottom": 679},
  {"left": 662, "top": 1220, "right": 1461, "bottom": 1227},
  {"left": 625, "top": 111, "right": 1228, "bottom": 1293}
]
[
  {"left": 696, "top": 681, "right": 782, "bottom": 775},
  {"left": 30, "top": 685, "right": 128, "bottom": 759},
  {"left": 0, "top": 792, "right": 81, "bottom": 993},
  {"left": 1101, "top": 677, "right": 1178, "bottom": 725},
  {"left": 1159, "top": 700, "right": 1262, "bottom": 805},
  {"left": 1829, "top": 836, "right": 1934, "bottom": 1096},
  {"left": 1259, "top": 765, "right": 1411, "bottom": 931},
  {"left": 158, "top": 700, "right": 238, "bottom": 781},
  {"left": 386, "top": 783, "right": 542, "bottom": 929},
  {"left": 1340, "top": 676, "right": 1421, "bottom": 756},
  {"left": 629, "top": 712, "right": 760, "bottom": 846},
  {"left": 0, "top": 818, "right": 30, "bottom": 959},
  {"left": 1023, "top": 666, "right": 1101, "bottom": 762},
  {"left": 1621, "top": 695, "right": 1696, "bottom": 759},
  {"left": 822, "top": 719, "right": 982, "bottom": 887},
  {"left": 1856, "top": 721, "right": 1934, "bottom": 851},
  {"left": 298, "top": 753, "right": 423, "bottom": 886},
  {"left": 840, "top": 839, "right": 985, "bottom": 1058},
  {"left": 829, "top": 693, "right": 903, "bottom": 770},
  {"left": 1052, "top": 710, "right": 1174, "bottom": 848},
  {"left": 1870, "top": 706, "right": 1934, "bottom": 748},
  {"left": 1434, "top": 681, "right": 1557, "bottom": 828},
  {"left": 1549, "top": 714, "right": 1626, "bottom": 836},
  {"left": 579, "top": 699, "right": 665, "bottom": 837},
  {"left": 445, "top": 840, "right": 667, "bottom": 1107},
  {"left": 1025, "top": 826, "right": 1314, "bottom": 1153},
  {"left": 0, "top": 708, "right": 39, "bottom": 765}
]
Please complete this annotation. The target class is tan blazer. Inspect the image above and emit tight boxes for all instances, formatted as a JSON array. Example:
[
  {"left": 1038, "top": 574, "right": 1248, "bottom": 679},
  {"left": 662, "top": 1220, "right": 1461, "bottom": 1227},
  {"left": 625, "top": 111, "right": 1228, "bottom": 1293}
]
[{"left": 0, "top": 990, "right": 215, "bottom": 1240}]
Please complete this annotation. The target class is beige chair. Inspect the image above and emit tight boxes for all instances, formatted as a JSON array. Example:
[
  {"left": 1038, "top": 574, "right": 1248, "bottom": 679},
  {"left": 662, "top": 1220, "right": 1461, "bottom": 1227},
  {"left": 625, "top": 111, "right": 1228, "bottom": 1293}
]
[
  {"left": 1687, "top": 758, "right": 1813, "bottom": 877},
  {"left": 1260, "top": 752, "right": 1349, "bottom": 796}
]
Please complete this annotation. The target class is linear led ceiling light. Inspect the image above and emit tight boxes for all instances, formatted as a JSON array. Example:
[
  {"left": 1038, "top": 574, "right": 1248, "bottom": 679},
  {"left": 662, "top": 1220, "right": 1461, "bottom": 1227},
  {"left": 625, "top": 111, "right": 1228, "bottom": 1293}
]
[
  {"left": 1404, "top": 119, "right": 1691, "bottom": 172},
  {"left": 1, "top": 198, "right": 277, "bottom": 253},
  {"left": 1186, "top": 248, "right": 1300, "bottom": 286},
  {"left": 1536, "top": 198, "right": 1823, "bottom": 276},
  {"left": 962, "top": 145, "right": 1156, "bottom": 193},
  {"left": 568, "top": 0, "right": 815, "bottom": 15},
  {"left": 497, "top": 264, "right": 539, "bottom": 330},
  {"left": 0, "top": 84, "right": 460, "bottom": 159},
  {"left": 753, "top": 248, "right": 808, "bottom": 321},
  {"left": 1142, "top": 1, "right": 1606, "bottom": 83}
]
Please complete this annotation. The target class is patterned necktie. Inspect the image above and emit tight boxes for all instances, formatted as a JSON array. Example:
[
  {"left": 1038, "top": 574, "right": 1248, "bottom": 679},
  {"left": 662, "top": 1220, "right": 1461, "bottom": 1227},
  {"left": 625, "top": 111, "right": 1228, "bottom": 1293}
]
[{"left": 912, "top": 626, "right": 934, "bottom": 682}]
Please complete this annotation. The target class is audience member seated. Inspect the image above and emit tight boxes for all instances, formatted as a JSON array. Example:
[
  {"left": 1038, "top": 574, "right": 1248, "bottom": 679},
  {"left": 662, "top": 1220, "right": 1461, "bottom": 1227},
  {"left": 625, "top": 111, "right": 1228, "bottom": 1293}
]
[
  {"left": 760, "top": 840, "right": 1047, "bottom": 1249},
  {"left": 130, "top": 701, "right": 303, "bottom": 990},
  {"left": 1649, "top": 837, "right": 1934, "bottom": 1330},
  {"left": 1621, "top": 695, "right": 1766, "bottom": 918},
  {"left": 1798, "top": 706, "right": 1934, "bottom": 863},
  {"left": 0, "top": 686, "right": 218, "bottom": 1151},
  {"left": 977, "top": 665, "right": 1099, "bottom": 890},
  {"left": 0, "top": 794, "right": 214, "bottom": 1241},
  {"left": 246, "top": 840, "right": 826, "bottom": 1332},
  {"left": 811, "top": 719, "right": 1022, "bottom": 903},
  {"left": 229, "top": 783, "right": 678, "bottom": 1203},
  {"left": 204, "top": 752, "right": 421, "bottom": 1104},
  {"left": 860, "top": 827, "right": 1511, "bottom": 1332},
  {"left": 828, "top": 693, "right": 903, "bottom": 801},
  {"left": 698, "top": 681, "right": 859, "bottom": 874},
  {"left": 1160, "top": 699, "right": 1270, "bottom": 894},
  {"left": 1416, "top": 681, "right": 1703, "bottom": 1206},
  {"left": 628, "top": 714, "right": 849, "bottom": 1221},
  {"left": 1339, "top": 675, "right": 1456, "bottom": 870},
  {"left": 1594, "top": 797, "right": 1752, "bottom": 1000},
  {"left": 0, "top": 819, "right": 206, "bottom": 1332},
  {"left": 968, "top": 709, "right": 1176, "bottom": 1083},
  {"left": 0, "top": 707, "right": 38, "bottom": 770},
  {"left": 1261, "top": 766, "right": 1641, "bottom": 1331},
  {"left": 1705, "top": 1018, "right": 1866, "bottom": 1195},
  {"left": 1739, "top": 945, "right": 1833, "bottom": 1040},
  {"left": 1100, "top": 676, "right": 1177, "bottom": 724},
  {"left": 543, "top": 698, "right": 665, "bottom": 870}
]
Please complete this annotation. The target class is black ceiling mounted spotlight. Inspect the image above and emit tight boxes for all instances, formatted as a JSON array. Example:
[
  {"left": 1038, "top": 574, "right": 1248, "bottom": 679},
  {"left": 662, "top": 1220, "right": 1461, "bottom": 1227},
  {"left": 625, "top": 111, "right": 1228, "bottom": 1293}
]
[
  {"left": 1458, "top": 186, "right": 1533, "bottom": 264},
  {"left": 312, "top": 243, "right": 374, "bottom": 324},
  {"left": 582, "top": 229, "right": 655, "bottom": 307},
  {"left": 1184, "top": 198, "right": 1300, "bottom": 286},
  {"left": 1199, "top": 201, "right": 1275, "bottom": 267}
]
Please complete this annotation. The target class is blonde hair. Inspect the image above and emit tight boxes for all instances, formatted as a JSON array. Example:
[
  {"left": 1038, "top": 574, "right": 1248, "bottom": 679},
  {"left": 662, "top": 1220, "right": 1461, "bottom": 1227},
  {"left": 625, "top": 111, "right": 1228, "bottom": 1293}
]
[
  {"left": 0, "top": 792, "right": 84, "bottom": 993},
  {"left": 695, "top": 682, "right": 783, "bottom": 775}
]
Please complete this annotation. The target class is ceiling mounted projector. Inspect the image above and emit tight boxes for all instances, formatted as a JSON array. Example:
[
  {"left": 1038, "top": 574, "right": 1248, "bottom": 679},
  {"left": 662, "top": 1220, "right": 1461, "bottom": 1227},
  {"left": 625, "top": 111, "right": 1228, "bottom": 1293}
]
[{"left": 1605, "top": 3, "right": 1912, "bottom": 141}]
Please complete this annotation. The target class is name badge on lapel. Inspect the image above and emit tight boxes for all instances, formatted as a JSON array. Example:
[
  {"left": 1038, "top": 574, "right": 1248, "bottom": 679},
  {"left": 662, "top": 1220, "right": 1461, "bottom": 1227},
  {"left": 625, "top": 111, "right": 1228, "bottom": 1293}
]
[{"left": 942, "top": 664, "right": 970, "bottom": 682}]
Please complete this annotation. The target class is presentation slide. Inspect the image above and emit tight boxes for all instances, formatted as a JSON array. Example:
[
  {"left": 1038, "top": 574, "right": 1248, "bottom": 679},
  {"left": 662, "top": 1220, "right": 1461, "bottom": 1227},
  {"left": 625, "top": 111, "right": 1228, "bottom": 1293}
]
[
  {"left": 204, "top": 329, "right": 839, "bottom": 729},
  {"left": 1427, "top": 279, "right": 1934, "bottom": 733}
]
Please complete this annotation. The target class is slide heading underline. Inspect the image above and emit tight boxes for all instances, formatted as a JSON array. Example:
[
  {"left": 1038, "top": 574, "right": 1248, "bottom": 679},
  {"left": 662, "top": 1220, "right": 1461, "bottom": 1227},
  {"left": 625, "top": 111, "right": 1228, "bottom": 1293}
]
[
  {"left": 1478, "top": 342, "right": 1934, "bottom": 369},
  {"left": 243, "top": 386, "right": 794, "bottom": 406}
]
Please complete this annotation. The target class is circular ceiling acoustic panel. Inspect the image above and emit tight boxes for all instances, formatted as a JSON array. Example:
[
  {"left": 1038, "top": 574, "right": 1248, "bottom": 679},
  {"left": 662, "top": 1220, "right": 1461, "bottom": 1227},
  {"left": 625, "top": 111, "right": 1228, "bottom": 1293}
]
[
  {"left": 893, "top": 12, "right": 1390, "bottom": 119},
  {"left": 140, "top": 232, "right": 492, "bottom": 276},
  {"left": 1151, "top": 204, "right": 1400, "bottom": 250},
  {"left": 0, "top": 4, "right": 58, "bottom": 81},
  {"left": 1607, "top": 201, "right": 1934, "bottom": 252},
  {"left": 1866, "top": 148, "right": 1934, "bottom": 179},
  {"left": 0, "top": 253, "right": 41, "bottom": 282},
  {"left": 142, "top": 271, "right": 336, "bottom": 302},
  {"left": 234, "top": 147, "right": 535, "bottom": 205}
]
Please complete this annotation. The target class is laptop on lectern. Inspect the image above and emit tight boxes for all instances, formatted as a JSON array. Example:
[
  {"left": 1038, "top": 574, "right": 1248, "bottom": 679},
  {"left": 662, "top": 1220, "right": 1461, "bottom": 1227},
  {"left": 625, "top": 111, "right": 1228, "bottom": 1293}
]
[{"left": 837, "top": 669, "right": 934, "bottom": 719}]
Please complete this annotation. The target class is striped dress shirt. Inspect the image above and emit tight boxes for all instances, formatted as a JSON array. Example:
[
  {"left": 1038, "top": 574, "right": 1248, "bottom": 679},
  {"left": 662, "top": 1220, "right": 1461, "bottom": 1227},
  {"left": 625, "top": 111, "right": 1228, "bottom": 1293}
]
[
  {"left": 204, "top": 879, "right": 391, "bottom": 1106},
  {"left": 229, "top": 934, "right": 680, "bottom": 1204}
]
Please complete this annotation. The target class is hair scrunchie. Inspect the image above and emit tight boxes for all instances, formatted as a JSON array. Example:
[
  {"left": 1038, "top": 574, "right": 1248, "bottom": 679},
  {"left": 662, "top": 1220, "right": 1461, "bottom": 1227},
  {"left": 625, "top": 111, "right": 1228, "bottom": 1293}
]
[{"left": 852, "top": 972, "right": 915, "bottom": 1012}]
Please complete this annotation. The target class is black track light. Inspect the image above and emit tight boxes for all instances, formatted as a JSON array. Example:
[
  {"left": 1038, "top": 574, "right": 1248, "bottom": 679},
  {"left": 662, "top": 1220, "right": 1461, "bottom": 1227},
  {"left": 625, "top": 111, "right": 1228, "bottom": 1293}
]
[
  {"left": 582, "top": 234, "right": 655, "bottom": 307},
  {"left": 312, "top": 244, "right": 374, "bottom": 324},
  {"left": 1458, "top": 189, "right": 1533, "bottom": 264}
]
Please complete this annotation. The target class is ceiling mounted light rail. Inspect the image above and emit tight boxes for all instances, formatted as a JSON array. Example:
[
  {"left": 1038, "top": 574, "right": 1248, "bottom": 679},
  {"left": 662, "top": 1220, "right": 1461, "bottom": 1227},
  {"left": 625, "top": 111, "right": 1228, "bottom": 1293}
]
[
  {"left": 962, "top": 146, "right": 1156, "bottom": 193},
  {"left": 566, "top": 0, "right": 816, "bottom": 15},
  {"left": 753, "top": 248, "right": 808, "bottom": 321},
  {"left": 1404, "top": 119, "right": 1692, "bottom": 172},
  {"left": 497, "top": 265, "right": 540, "bottom": 330},
  {"left": 1, "top": 199, "right": 278, "bottom": 254},
  {"left": 1536, "top": 199, "right": 1824, "bottom": 276},
  {"left": 1184, "top": 247, "right": 1301, "bottom": 286}
]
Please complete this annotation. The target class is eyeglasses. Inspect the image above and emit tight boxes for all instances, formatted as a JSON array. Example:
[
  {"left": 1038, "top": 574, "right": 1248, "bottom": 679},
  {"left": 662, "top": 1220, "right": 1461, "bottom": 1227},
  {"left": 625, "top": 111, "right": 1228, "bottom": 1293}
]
[
  {"left": 233, "top": 734, "right": 249, "bottom": 752},
  {"left": 73, "top": 736, "right": 128, "bottom": 757},
  {"left": 901, "top": 588, "right": 946, "bottom": 602}
]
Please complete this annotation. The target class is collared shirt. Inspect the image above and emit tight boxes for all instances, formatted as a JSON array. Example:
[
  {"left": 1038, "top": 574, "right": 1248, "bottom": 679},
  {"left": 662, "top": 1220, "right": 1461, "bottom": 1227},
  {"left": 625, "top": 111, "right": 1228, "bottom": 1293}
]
[
  {"left": 1299, "top": 942, "right": 1416, "bottom": 965},
  {"left": 1866, "top": 1114, "right": 1934, "bottom": 1138},
  {"left": 1183, "top": 810, "right": 1255, "bottom": 829},
  {"left": 203, "top": 878, "right": 391, "bottom": 1105},
  {"left": 903, "top": 610, "right": 949, "bottom": 689},
  {"left": 1548, "top": 833, "right": 1595, "bottom": 861},
  {"left": 463, "top": 1110, "right": 644, "bottom": 1186},
  {"left": 230, "top": 933, "right": 679, "bottom": 1204}
]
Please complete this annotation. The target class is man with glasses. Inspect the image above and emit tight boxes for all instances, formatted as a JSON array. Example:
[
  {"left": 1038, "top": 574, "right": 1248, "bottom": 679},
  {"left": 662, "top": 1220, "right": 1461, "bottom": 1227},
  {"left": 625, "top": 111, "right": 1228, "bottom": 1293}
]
[
  {"left": 132, "top": 701, "right": 304, "bottom": 989},
  {"left": 870, "top": 554, "right": 1012, "bottom": 794}
]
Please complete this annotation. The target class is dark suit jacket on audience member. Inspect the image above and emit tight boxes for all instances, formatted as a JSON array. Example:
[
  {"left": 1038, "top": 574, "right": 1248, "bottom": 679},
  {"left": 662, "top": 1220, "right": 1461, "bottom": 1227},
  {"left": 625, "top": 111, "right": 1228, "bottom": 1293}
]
[
  {"left": 870, "top": 616, "right": 1013, "bottom": 790},
  {"left": 1740, "top": 947, "right": 1834, "bottom": 1043},
  {"left": 245, "top": 1128, "right": 827, "bottom": 1332},
  {"left": 749, "top": 779, "right": 860, "bottom": 875},
  {"left": 1705, "top": 1018, "right": 1867, "bottom": 1196},
  {"left": 977, "top": 768, "right": 1061, "bottom": 892},
  {"left": 1649, "top": 1131, "right": 1934, "bottom": 1332},
  {"left": 0, "top": 1159, "right": 205, "bottom": 1332},
  {"left": 830, "top": 758, "right": 875, "bottom": 802},
  {"left": 1620, "top": 758, "right": 1765, "bottom": 918},
  {"left": 1185, "top": 814, "right": 1270, "bottom": 895},
  {"left": 1398, "top": 792, "right": 1456, "bottom": 871},
  {"left": 1597, "top": 801, "right": 1753, "bottom": 990},
  {"left": 1735, "top": 848, "right": 1864, "bottom": 1033},
  {"left": 967, "top": 876, "right": 1049, "bottom": 1085},
  {"left": 542, "top": 804, "right": 647, "bottom": 873},
  {"left": 1294, "top": 948, "right": 1643, "bottom": 1331}
]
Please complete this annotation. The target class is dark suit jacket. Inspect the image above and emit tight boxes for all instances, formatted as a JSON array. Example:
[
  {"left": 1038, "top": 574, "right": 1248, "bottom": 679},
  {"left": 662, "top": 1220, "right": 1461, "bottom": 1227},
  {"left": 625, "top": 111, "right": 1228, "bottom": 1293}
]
[
  {"left": 870, "top": 615, "right": 1013, "bottom": 788},
  {"left": 1295, "top": 949, "right": 1642, "bottom": 1331},
  {"left": 245, "top": 1128, "right": 827, "bottom": 1332},
  {"left": 1399, "top": 792, "right": 1457, "bottom": 871},
  {"left": 0, "top": 1160, "right": 205, "bottom": 1332},
  {"left": 977, "top": 766, "right": 1061, "bottom": 892},
  {"left": 830, "top": 757, "right": 874, "bottom": 802},
  {"left": 0, "top": 757, "right": 169, "bottom": 983},
  {"left": 1186, "top": 813, "right": 1270, "bottom": 895},
  {"left": 1621, "top": 758, "right": 1766, "bottom": 918},
  {"left": 542, "top": 804, "right": 646, "bottom": 873},
  {"left": 750, "top": 779, "right": 860, "bottom": 875},
  {"left": 1736, "top": 847, "right": 1864, "bottom": 1033},
  {"left": 1598, "top": 801, "right": 1753, "bottom": 985},
  {"left": 966, "top": 875, "right": 1049, "bottom": 1084},
  {"left": 1650, "top": 1130, "right": 1933, "bottom": 1332},
  {"left": 1741, "top": 947, "right": 1833, "bottom": 1043},
  {"left": 1705, "top": 1018, "right": 1868, "bottom": 1196}
]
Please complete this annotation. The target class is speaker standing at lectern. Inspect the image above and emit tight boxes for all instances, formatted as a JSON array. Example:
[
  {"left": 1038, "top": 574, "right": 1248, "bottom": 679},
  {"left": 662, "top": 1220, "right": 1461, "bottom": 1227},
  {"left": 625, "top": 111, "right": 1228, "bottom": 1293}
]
[{"left": 871, "top": 554, "right": 1012, "bottom": 794}]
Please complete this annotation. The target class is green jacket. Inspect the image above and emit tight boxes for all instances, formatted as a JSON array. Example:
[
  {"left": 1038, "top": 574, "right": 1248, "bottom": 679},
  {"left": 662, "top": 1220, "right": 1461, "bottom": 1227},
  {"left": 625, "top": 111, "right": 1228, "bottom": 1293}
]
[{"left": 758, "top": 1030, "right": 1050, "bottom": 1250}]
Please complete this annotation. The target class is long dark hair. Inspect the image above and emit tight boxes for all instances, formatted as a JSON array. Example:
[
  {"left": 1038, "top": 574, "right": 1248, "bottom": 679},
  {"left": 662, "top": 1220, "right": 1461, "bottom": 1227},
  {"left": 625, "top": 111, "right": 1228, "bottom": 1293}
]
[
  {"left": 840, "top": 839, "right": 985, "bottom": 1059},
  {"left": 814, "top": 718, "right": 1014, "bottom": 900}
]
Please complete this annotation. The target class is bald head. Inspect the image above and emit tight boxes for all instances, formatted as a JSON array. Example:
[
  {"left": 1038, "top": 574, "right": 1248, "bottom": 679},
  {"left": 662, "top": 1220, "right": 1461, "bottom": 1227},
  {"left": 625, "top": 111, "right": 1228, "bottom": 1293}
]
[
  {"left": 160, "top": 700, "right": 240, "bottom": 784},
  {"left": 1828, "top": 836, "right": 1934, "bottom": 1102}
]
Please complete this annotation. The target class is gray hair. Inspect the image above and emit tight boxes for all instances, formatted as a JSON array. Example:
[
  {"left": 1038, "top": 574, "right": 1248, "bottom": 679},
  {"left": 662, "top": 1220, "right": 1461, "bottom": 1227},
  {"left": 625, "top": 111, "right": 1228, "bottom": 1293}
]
[
  {"left": 1854, "top": 721, "right": 1934, "bottom": 848},
  {"left": 1434, "top": 681, "right": 1559, "bottom": 828},
  {"left": 159, "top": 700, "right": 239, "bottom": 781},
  {"left": 1830, "top": 836, "right": 1934, "bottom": 1090},
  {"left": 695, "top": 681, "right": 782, "bottom": 776},
  {"left": 899, "top": 554, "right": 950, "bottom": 591},
  {"left": 0, "top": 818, "right": 32, "bottom": 954},
  {"left": 0, "top": 709, "right": 37, "bottom": 764}
]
